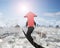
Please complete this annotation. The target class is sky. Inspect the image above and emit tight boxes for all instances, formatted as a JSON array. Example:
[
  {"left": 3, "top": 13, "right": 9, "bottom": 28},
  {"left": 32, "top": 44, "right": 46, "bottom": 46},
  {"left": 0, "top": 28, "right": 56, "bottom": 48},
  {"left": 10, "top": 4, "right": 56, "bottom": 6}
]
[{"left": 0, "top": 0, "right": 60, "bottom": 27}]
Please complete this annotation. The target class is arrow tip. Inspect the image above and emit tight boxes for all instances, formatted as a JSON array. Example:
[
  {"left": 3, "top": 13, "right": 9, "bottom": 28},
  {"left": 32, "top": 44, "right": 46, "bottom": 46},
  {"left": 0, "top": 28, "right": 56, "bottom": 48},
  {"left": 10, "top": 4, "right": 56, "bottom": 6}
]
[{"left": 25, "top": 11, "right": 37, "bottom": 17}]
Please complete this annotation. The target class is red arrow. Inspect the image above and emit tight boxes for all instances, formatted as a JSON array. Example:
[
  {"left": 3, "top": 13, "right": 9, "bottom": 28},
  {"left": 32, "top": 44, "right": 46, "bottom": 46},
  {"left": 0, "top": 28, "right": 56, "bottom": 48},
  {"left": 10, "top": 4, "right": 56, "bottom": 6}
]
[{"left": 24, "top": 12, "right": 37, "bottom": 27}]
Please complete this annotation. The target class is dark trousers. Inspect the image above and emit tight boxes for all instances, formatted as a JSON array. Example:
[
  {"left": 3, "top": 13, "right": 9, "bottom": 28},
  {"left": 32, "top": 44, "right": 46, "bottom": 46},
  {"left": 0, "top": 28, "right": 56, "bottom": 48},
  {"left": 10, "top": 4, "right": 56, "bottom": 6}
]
[{"left": 26, "top": 27, "right": 34, "bottom": 41}]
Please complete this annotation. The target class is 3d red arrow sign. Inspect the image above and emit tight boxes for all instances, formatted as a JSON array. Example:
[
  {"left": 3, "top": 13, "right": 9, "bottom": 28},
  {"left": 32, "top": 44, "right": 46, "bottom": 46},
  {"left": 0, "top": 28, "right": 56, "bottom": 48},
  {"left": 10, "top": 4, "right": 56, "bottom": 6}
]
[
  {"left": 24, "top": 12, "right": 44, "bottom": 48},
  {"left": 24, "top": 12, "right": 37, "bottom": 27}
]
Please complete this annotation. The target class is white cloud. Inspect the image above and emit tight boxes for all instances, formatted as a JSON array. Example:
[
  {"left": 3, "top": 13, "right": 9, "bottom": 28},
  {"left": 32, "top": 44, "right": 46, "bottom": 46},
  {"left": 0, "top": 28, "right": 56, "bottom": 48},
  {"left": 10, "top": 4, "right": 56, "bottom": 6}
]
[
  {"left": 35, "top": 16, "right": 60, "bottom": 27},
  {"left": 6, "top": 15, "right": 27, "bottom": 27},
  {"left": 35, "top": 17, "right": 55, "bottom": 26},
  {"left": 43, "top": 12, "right": 60, "bottom": 17},
  {"left": 0, "top": 12, "right": 5, "bottom": 27},
  {"left": 0, "top": 21, "right": 5, "bottom": 27},
  {"left": 56, "top": 21, "right": 60, "bottom": 26},
  {"left": 56, "top": 12, "right": 60, "bottom": 16},
  {"left": 43, "top": 13, "right": 55, "bottom": 17}
]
